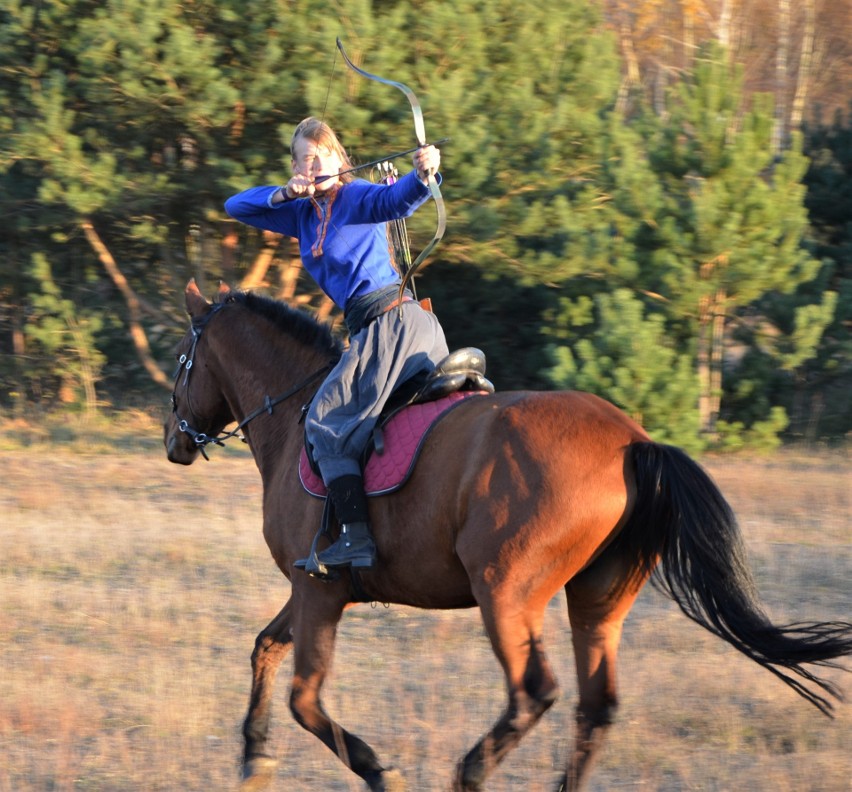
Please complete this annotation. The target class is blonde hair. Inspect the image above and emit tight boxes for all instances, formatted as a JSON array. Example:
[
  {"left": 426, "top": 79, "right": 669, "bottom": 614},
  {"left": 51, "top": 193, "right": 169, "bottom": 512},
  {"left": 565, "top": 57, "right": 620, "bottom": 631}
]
[{"left": 290, "top": 117, "right": 355, "bottom": 183}]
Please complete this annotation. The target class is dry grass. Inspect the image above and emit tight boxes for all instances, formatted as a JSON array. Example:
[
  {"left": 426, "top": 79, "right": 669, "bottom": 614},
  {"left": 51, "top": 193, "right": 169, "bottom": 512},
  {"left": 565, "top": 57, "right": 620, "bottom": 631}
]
[{"left": 1, "top": 425, "right": 850, "bottom": 791}]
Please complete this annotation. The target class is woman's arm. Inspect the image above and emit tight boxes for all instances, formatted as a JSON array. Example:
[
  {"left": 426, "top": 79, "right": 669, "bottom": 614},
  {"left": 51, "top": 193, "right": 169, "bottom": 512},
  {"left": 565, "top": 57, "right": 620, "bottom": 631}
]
[
  {"left": 346, "top": 170, "right": 440, "bottom": 224},
  {"left": 224, "top": 186, "right": 299, "bottom": 236}
]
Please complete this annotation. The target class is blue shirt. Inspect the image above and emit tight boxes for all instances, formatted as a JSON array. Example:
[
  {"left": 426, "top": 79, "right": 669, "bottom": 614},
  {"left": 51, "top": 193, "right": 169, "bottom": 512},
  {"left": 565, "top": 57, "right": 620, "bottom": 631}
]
[{"left": 224, "top": 171, "right": 436, "bottom": 310}]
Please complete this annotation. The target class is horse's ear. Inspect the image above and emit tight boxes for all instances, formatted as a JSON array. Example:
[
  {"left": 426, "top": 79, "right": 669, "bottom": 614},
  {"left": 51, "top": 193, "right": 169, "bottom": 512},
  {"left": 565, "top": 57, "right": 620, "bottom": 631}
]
[
  {"left": 185, "top": 279, "right": 210, "bottom": 318},
  {"left": 218, "top": 281, "right": 232, "bottom": 300}
]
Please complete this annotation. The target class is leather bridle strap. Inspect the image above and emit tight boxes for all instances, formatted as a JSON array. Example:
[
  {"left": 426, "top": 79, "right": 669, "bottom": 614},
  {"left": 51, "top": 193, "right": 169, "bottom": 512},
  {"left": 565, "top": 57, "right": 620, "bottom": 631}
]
[{"left": 170, "top": 305, "right": 333, "bottom": 458}]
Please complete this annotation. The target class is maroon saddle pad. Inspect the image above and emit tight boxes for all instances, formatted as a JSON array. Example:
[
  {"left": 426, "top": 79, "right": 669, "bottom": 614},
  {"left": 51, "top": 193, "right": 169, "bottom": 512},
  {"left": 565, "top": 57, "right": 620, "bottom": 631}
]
[{"left": 299, "top": 391, "right": 483, "bottom": 497}]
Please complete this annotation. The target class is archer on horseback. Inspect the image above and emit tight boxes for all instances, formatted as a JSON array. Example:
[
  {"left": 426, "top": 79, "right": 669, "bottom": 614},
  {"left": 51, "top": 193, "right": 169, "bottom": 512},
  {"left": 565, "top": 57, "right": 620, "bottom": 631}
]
[
  {"left": 167, "top": 38, "right": 852, "bottom": 792},
  {"left": 224, "top": 117, "right": 449, "bottom": 572}
]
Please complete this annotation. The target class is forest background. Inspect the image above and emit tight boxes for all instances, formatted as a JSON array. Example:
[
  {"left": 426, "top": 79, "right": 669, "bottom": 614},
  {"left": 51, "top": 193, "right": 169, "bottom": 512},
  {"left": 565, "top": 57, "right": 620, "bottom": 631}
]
[{"left": 2, "top": 0, "right": 852, "bottom": 452}]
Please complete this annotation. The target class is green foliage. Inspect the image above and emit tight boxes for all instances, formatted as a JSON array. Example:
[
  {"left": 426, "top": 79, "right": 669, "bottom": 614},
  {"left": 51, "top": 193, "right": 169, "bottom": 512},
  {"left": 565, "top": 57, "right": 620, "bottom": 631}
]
[
  {"left": 795, "top": 106, "right": 852, "bottom": 439},
  {"left": 637, "top": 47, "right": 817, "bottom": 324},
  {"left": 776, "top": 292, "right": 838, "bottom": 372},
  {"left": 420, "top": 263, "right": 557, "bottom": 390},
  {"left": 719, "top": 105, "right": 852, "bottom": 444},
  {"left": 715, "top": 407, "right": 789, "bottom": 454},
  {"left": 415, "top": 0, "right": 622, "bottom": 278},
  {"left": 25, "top": 254, "right": 106, "bottom": 413},
  {"left": 546, "top": 289, "right": 703, "bottom": 451},
  {"left": 543, "top": 42, "right": 828, "bottom": 448},
  {"left": 0, "top": 1, "right": 848, "bottom": 446}
]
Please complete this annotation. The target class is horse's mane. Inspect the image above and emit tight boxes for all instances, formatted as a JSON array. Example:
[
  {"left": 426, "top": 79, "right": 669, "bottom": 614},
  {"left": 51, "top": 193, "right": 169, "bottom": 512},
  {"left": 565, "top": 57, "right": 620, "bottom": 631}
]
[{"left": 222, "top": 290, "right": 343, "bottom": 359}]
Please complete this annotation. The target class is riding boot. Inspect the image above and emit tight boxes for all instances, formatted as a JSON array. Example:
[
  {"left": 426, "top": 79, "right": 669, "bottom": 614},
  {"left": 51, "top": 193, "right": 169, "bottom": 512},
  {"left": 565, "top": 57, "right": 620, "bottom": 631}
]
[
  {"left": 315, "top": 474, "right": 376, "bottom": 570},
  {"left": 316, "top": 521, "right": 376, "bottom": 569}
]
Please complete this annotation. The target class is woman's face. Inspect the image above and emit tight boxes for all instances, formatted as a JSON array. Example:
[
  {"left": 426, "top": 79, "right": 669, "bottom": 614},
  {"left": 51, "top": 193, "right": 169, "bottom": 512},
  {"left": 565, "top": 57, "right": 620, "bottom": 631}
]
[{"left": 291, "top": 136, "right": 344, "bottom": 191}]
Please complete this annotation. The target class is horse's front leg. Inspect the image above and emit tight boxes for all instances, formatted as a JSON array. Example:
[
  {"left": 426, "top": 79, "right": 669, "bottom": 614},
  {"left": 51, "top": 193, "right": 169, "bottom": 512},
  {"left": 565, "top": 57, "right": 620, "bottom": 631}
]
[
  {"left": 289, "top": 589, "right": 405, "bottom": 792},
  {"left": 241, "top": 599, "right": 294, "bottom": 790}
]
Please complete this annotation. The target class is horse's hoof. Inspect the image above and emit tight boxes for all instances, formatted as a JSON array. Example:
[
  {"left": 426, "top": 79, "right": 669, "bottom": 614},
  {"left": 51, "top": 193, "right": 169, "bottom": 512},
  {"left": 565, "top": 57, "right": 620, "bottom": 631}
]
[
  {"left": 377, "top": 767, "right": 407, "bottom": 792},
  {"left": 240, "top": 756, "right": 277, "bottom": 790}
]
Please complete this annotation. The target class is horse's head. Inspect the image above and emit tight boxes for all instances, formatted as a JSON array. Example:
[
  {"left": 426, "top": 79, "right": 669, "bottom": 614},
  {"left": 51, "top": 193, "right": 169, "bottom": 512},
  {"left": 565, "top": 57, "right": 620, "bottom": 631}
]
[{"left": 163, "top": 280, "right": 235, "bottom": 465}]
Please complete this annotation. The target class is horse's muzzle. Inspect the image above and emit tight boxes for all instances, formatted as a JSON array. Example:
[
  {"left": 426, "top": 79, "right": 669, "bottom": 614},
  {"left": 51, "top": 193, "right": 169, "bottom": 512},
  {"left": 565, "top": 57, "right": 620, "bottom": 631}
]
[{"left": 164, "top": 422, "right": 198, "bottom": 465}]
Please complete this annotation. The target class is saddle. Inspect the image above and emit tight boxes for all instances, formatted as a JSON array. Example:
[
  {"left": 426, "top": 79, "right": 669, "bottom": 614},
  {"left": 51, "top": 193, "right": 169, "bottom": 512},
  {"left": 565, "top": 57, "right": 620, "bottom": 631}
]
[
  {"left": 296, "top": 348, "right": 493, "bottom": 583},
  {"left": 370, "top": 347, "right": 493, "bottom": 456},
  {"left": 300, "top": 347, "right": 494, "bottom": 498}
]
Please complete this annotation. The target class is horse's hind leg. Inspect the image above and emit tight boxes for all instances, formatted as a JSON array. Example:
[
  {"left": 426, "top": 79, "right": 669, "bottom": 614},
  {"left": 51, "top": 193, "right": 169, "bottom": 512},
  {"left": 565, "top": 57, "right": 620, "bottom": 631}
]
[
  {"left": 454, "top": 601, "right": 560, "bottom": 791},
  {"left": 559, "top": 550, "right": 649, "bottom": 791},
  {"left": 241, "top": 599, "right": 294, "bottom": 790}
]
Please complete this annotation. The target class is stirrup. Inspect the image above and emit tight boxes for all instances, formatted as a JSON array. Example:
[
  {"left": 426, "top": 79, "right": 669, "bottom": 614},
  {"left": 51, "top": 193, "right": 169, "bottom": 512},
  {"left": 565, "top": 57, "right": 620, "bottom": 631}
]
[
  {"left": 294, "top": 539, "right": 339, "bottom": 582},
  {"left": 294, "top": 502, "right": 340, "bottom": 581}
]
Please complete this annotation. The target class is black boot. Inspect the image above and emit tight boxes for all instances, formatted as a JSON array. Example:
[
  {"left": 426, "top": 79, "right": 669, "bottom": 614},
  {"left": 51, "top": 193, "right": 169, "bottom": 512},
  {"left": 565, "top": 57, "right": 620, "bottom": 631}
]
[
  {"left": 316, "top": 521, "right": 376, "bottom": 569},
  {"left": 315, "top": 474, "right": 376, "bottom": 570}
]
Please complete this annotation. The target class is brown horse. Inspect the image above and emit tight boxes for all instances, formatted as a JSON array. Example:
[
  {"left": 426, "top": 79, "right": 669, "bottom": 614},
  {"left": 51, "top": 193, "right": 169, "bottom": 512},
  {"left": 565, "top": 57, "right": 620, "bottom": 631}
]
[{"left": 163, "top": 281, "right": 851, "bottom": 792}]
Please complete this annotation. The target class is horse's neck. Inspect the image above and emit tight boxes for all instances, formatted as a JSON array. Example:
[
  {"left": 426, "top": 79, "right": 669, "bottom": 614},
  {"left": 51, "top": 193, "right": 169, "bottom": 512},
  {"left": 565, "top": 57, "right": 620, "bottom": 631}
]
[{"left": 218, "top": 334, "right": 328, "bottom": 463}]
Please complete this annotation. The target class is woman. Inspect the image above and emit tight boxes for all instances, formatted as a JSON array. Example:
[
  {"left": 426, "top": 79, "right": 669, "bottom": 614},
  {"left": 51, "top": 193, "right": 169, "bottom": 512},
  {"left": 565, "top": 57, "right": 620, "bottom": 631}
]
[{"left": 224, "top": 117, "right": 449, "bottom": 572}]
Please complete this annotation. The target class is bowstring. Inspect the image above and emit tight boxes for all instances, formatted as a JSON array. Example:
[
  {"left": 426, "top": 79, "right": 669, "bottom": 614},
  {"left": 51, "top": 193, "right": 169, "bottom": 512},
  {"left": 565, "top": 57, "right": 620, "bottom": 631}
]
[
  {"left": 319, "top": 46, "right": 338, "bottom": 128},
  {"left": 311, "top": 43, "right": 361, "bottom": 319},
  {"left": 374, "top": 161, "right": 416, "bottom": 299}
]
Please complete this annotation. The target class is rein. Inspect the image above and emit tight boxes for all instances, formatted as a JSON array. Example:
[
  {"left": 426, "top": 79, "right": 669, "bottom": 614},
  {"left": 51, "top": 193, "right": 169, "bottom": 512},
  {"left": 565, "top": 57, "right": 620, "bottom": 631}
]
[{"left": 170, "top": 302, "right": 332, "bottom": 460}]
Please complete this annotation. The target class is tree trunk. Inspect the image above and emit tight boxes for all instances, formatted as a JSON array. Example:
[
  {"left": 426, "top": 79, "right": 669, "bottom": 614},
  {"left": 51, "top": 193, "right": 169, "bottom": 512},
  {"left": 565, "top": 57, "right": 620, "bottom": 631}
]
[
  {"left": 708, "top": 286, "right": 728, "bottom": 433},
  {"left": 315, "top": 295, "right": 336, "bottom": 323},
  {"left": 717, "top": 0, "right": 732, "bottom": 48},
  {"left": 790, "top": 0, "right": 815, "bottom": 134},
  {"left": 80, "top": 220, "right": 170, "bottom": 389},
  {"left": 11, "top": 305, "right": 26, "bottom": 416},
  {"left": 186, "top": 224, "right": 205, "bottom": 294},
  {"left": 683, "top": 5, "right": 695, "bottom": 71},
  {"left": 697, "top": 295, "right": 713, "bottom": 437},
  {"left": 278, "top": 254, "right": 304, "bottom": 301},
  {"left": 240, "top": 231, "right": 282, "bottom": 290},
  {"left": 66, "top": 314, "right": 100, "bottom": 416},
  {"left": 773, "top": 0, "right": 790, "bottom": 153},
  {"left": 697, "top": 253, "right": 729, "bottom": 439},
  {"left": 221, "top": 225, "right": 239, "bottom": 286},
  {"left": 616, "top": 19, "right": 640, "bottom": 113}
]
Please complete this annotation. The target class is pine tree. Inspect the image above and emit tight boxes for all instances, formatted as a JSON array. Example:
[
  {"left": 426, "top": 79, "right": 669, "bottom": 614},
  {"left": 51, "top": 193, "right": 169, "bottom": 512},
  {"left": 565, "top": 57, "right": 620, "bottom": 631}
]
[
  {"left": 547, "top": 288, "right": 702, "bottom": 450},
  {"left": 624, "top": 43, "right": 824, "bottom": 440}
]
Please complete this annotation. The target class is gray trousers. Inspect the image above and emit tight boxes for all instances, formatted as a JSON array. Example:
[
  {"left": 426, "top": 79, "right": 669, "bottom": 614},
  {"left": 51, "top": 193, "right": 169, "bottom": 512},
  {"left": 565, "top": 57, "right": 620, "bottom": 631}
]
[{"left": 305, "top": 301, "right": 449, "bottom": 485}]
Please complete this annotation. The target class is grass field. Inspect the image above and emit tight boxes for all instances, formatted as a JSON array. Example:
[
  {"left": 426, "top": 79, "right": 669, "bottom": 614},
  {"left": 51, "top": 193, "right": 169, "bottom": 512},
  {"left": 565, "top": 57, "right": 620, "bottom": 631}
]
[{"left": 1, "top": 420, "right": 850, "bottom": 791}]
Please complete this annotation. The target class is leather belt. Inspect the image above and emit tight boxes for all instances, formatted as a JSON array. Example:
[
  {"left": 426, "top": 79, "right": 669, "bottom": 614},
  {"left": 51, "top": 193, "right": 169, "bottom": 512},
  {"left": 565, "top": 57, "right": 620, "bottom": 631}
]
[{"left": 381, "top": 296, "right": 414, "bottom": 314}]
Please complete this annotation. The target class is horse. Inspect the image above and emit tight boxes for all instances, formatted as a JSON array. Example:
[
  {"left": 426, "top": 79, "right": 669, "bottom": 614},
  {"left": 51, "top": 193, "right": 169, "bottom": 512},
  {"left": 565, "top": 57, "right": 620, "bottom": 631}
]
[{"left": 163, "top": 280, "right": 852, "bottom": 792}]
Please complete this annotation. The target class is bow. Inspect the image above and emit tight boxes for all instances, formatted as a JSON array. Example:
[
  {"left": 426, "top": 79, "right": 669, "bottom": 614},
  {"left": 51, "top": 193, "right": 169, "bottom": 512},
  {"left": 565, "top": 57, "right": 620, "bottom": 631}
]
[{"left": 336, "top": 37, "right": 446, "bottom": 305}]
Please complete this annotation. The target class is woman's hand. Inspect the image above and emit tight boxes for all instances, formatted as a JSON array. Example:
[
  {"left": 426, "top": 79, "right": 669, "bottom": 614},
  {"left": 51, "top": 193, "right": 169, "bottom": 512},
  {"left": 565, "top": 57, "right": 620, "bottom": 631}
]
[
  {"left": 285, "top": 173, "right": 316, "bottom": 199},
  {"left": 413, "top": 145, "right": 441, "bottom": 184}
]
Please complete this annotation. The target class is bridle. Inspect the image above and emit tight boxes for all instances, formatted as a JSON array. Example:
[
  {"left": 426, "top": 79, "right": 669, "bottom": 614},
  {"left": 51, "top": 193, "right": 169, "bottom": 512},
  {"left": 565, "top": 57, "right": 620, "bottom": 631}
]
[{"left": 169, "top": 301, "right": 332, "bottom": 460}]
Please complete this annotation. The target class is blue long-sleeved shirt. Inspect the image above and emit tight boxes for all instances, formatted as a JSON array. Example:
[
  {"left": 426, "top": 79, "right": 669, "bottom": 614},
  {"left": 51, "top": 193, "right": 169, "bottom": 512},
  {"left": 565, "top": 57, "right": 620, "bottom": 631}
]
[{"left": 224, "top": 171, "right": 436, "bottom": 310}]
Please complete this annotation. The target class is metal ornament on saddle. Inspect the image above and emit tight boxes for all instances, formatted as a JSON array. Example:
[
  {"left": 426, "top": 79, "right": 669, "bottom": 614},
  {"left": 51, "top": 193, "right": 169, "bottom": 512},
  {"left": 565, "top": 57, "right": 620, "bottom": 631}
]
[{"left": 295, "top": 348, "right": 494, "bottom": 581}]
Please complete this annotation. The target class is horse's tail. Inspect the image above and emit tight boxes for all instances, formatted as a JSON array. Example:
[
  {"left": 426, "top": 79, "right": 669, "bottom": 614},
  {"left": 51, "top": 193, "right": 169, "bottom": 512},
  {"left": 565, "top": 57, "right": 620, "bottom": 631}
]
[{"left": 622, "top": 440, "right": 852, "bottom": 715}]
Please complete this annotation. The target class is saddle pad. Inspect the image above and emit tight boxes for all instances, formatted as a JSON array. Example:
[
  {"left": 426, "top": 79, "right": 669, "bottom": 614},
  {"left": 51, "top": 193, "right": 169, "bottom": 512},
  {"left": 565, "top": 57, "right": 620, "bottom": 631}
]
[{"left": 299, "top": 391, "right": 482, "bottom": 498}]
